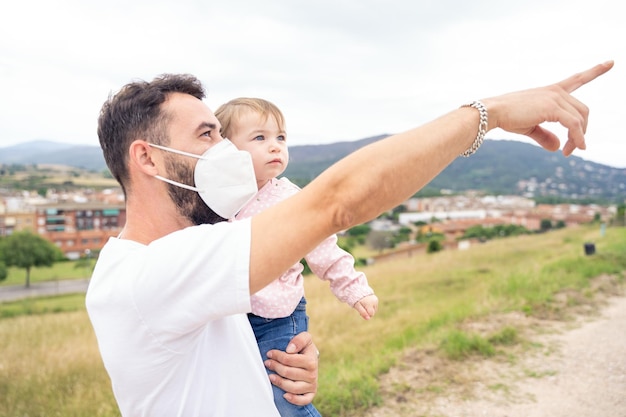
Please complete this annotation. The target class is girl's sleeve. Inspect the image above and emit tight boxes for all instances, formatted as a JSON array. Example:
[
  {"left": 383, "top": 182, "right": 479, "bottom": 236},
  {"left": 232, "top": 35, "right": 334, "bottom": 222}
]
[{"left": 305, "top": 234, "right": 374, "bottom": 307}]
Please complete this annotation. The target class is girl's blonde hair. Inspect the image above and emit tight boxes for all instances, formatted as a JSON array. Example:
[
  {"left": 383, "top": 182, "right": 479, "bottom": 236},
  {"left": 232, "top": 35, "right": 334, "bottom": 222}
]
[{"left": 214, "top": 97, "right": 286, "bottom": 139}]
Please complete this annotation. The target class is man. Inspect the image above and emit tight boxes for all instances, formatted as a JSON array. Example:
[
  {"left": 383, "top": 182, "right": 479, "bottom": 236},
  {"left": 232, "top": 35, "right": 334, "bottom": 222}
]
[{"left": 86, "top": 61, "right": 613, "bottom": 416}]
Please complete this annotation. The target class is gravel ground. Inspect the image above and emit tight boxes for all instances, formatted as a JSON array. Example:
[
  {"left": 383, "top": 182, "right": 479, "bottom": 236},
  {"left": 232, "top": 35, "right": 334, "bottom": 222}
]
[{"left": 360, "top": 277, "right": 626, "bottom": 417}]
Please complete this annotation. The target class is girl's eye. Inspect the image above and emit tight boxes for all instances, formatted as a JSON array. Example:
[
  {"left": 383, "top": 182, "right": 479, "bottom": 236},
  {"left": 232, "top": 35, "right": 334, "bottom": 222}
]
[
  {"left": 253, "top": 135, "right": 265, "bottom": 141},
  {"left": 277, "top": 135, "right": 286, "bottom": 142}
]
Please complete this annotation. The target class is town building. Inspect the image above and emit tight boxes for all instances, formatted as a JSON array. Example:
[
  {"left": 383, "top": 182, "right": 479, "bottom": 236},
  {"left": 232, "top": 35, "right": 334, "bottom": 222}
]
[{"left": 33, "top": 202, "right": 125, "bottom": 259}]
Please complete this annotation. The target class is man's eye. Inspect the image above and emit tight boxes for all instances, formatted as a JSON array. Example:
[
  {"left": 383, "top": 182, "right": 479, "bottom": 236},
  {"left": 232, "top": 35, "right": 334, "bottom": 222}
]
[{"left": 201, "top": 131, "right": 211, "bottom": 137}]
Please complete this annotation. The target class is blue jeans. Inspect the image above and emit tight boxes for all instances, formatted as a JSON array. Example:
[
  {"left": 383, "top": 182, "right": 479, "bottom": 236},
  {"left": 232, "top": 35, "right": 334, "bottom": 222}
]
[{"left": 248, "top": 297, "right": 322, "bottom": 417}]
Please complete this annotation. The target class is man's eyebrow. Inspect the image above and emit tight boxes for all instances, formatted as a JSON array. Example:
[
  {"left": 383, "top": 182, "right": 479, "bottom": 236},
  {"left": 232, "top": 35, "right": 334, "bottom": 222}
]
[{"left": 196, "top": 121, "right": 218, "bottom": 132}]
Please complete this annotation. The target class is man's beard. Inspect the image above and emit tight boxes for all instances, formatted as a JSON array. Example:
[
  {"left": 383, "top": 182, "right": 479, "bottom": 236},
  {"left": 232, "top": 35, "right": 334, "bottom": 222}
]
[{"left": 164, "top": 155, "right": 227, "bottom": 225}]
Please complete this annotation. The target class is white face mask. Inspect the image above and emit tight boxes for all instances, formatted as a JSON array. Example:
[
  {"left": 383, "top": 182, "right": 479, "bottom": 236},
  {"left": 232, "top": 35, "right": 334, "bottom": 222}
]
[{"left": 149, "top": 139, "right": 258, "bottom": 219}]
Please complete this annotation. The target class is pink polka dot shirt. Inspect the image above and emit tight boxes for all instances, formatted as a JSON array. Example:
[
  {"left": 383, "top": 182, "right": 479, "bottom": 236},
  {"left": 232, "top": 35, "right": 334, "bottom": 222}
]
[{"left": 236, "top": 177, "right": 374, "bottom": 319}]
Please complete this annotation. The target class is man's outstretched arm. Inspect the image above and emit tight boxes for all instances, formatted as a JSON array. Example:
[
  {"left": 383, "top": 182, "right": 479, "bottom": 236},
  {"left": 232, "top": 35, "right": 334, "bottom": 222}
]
[{"left": 250, "top": 61, "right": 614, "bottom": 295}]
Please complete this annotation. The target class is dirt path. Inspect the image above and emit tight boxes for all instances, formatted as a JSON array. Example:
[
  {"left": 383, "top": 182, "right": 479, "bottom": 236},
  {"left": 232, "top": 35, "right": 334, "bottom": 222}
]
[
  {"left": 0, "top": 279, "right": 90, "bottom": 302},
  {"left": 361, "top": 278, "right": 626, "bottom": 417}
]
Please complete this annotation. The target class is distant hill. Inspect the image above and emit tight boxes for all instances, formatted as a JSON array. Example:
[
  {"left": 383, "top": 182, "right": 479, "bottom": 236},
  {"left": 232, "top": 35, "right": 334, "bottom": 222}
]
[
  {"left": 283, "top": 135, "right": 387, "bottom": 182},
  {"left": 283, "top": 138, "right": 626, "bottom": 202},
  {"left": 424, "top": 140, "right": 626, "bottom": 201},
  {"left": 1, "top": 138, "right": 625, "bottom": 202},
  {"left": 0, "top": 140, "right": 105, "bottom": 172}
]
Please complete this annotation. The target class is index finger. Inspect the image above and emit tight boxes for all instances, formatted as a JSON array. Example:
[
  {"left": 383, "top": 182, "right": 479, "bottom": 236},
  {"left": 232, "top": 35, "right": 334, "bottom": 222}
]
[{"left": 558, "top": 61, "right": 614, "bottom": 93}]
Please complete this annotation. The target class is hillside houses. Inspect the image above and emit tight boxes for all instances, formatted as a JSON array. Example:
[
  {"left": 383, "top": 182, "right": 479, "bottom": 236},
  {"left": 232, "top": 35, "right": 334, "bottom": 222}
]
[
  {"left": 0, "top": 186, "right": 618, "bottom": 260},
  {"left": 398, "top": 195, "right": 615, "bottom": 237},
  {"left": 0, "top": 187, "right": 125, "bottom": 259}
]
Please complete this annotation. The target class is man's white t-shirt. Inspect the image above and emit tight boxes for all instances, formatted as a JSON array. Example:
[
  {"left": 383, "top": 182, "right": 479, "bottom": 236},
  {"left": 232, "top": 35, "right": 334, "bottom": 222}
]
[{"left": 86, "top": 219, "right": 280, "bottom": 417}]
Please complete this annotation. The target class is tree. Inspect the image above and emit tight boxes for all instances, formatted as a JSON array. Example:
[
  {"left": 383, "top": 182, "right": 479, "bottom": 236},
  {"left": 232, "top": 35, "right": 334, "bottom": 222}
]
[
  {"left": 0, "top": 236, "right": 6, "bottom": 282},
  {"left": 540, "top": 219, "right": 553, "bottom": 232},
  {"left": 0, "top": 231, "right": 64, "bottom": 288},
  {"left": 615, "top": 204, "right": 626, "bottom": 227},
  {"left": 0, "top": 261, "right": 7, "bottom": 282},
  {"left": 390, "top": 226, "right": 412, "bottom": 246},
  {"left": 367, "top": 230, "right": 394, "bottom": 253},
  {"left": 347, "top": 224, "right": 371, "bottom": 237}
]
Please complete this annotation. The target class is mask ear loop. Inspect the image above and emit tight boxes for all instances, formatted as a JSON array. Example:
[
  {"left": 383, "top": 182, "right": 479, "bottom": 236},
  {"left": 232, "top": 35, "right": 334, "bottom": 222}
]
[
  {"left": 148, "top": 143, "right": 205, "bottom": 191},
  {"left": 153, "top": 175, "right": 201, "bottom": 192},
  {"left": 148, "top": 143, "right": 207, "bottom": 160}
]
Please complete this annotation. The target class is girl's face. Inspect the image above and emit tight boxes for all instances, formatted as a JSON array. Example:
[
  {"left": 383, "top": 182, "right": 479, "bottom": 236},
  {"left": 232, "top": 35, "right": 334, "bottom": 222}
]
[{"left": 227, "top": 110, "right": 289, "bottom": 190}]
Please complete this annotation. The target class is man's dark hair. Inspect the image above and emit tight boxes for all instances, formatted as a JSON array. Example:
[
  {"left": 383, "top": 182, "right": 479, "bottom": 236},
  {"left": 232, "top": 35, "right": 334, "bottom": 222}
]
[{"left": 97, "top": 74, "right": 205, "bottom": 195}]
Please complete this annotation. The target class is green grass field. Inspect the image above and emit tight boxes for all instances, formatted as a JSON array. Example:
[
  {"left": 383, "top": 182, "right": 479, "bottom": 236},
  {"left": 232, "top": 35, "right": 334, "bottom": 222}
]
[
  {"left": 0, "top": 224, "right": 624, "bottom": 416},
  {"left": 1, "top": 259, "right": 94, "bottom": 287}
]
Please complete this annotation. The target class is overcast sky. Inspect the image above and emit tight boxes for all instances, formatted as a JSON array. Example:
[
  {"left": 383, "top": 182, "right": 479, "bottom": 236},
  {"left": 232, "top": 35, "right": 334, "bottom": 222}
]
[{"left": 1, "top": 0, "right": 623, "bottom": 168}]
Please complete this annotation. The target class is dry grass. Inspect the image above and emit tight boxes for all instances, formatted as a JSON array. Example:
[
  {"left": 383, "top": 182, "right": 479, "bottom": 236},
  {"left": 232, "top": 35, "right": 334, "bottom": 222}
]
[
  {"left": 0, "top": 224, "right": 623, "bottom": 416},
  {"left": 0, "top": 311, "right": 118, "bottom": 417},
  {"left": 305, "top": 224, "right": 625, "bottom": 415}
]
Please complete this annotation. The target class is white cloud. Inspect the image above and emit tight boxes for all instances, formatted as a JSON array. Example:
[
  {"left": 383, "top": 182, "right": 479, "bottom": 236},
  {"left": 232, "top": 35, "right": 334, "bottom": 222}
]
[{"left": 1, "top": 0, "right": 624, "bottom": 167}]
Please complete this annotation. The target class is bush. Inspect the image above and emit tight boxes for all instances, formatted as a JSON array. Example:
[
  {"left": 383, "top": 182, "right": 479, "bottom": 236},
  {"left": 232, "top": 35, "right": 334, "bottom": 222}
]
[{"left": 427, "top": 239, "right": 443, "bottom": 253}]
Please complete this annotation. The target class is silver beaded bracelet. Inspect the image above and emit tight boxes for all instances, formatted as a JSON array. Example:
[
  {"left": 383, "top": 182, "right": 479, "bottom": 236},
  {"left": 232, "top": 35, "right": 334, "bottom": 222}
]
[{"left": 460, "top": 100, "right": 488, "bottom": 157}]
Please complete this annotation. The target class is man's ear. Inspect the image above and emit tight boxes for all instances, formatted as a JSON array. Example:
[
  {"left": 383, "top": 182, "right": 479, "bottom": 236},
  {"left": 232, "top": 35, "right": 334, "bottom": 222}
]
[{"left": 129, "top": 140, "right": 159, "bottom": 176}]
